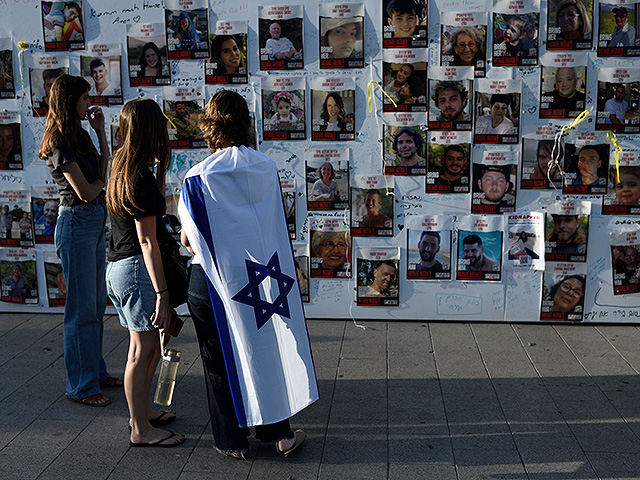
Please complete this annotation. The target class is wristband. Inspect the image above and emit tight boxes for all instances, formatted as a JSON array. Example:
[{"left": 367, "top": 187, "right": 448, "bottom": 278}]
[{"left": 155, "top": 288, "right": 169, "bottom": 295}]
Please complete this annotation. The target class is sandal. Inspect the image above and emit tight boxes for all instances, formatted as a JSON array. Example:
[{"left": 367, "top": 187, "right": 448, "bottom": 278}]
[
  {"left": 130, "top": 430, "right": 185, "bottom": 448},
  {"left": 69, "top": 393, "right": 111, "bottom": 407},
  {"left": 214, "top": 446, "right": 248, "bottom": 460},
  {"left": 100, "top": 377, "right": 124, "bottom": 389},
  {"left": 277, "top": 430, "right": 306, "bottom": 457},
  {"left": 128, "top": 410, "right": 177, "bottom": 431}
]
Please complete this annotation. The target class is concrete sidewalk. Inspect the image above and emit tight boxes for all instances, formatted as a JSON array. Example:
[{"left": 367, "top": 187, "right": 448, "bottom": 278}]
[{"left": 2, "top": 313, "right": 640, "bottom": 479}]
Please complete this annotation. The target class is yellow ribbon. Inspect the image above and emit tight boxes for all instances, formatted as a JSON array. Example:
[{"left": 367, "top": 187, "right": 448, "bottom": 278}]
[
  {"left": 606, "top": 130, "right": 623, "bottom": 181},
  {"left": 17, "top": 41, "right": 27, "bottom": 107},
  {"left": 550, "top": 109, "right": 592, "bottom": 189},
  {"left": 560, "top": 109, "right": 590, "bottom": 136},
  {"left": 162, "top": 111, "right": 177, "bottom": 129},
  {"left": 367, "top": 81, "right": 397, "bottom": 112}
]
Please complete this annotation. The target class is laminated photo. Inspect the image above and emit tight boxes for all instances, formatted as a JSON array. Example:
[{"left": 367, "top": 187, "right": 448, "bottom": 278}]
[
  {"left": 80, "top": 44, "right": 123, "bottom": 106},
  {"left": 611, "top": 230, "right": 640, "bottom": 295},
  {"left": 492, "top": 0, "right": 540, "bottom": 66},
  {"left": 262, "top": 76, "right": 306, "bottom": 141},
  {"left": 319, "top": 3, "right": 365, "bottom": 69},
  {"left": 474, "top": 78, "right": 521, "bottom": 145},
  {"left": 428, "top": 67, "right": 473, "bottom": 132},
  {"left": 293, "top": 242, "right": 310, "bottom": 302},
  {"left": 382, "top": 48, "right": 427, "bottom": 113},
  {"left": 42, "top": 0, "right": 85, "bottom": 52},
  {"left": 31, "top": 185, "right": 59, "bottom": 244},
  {"left": 382, "top": 0, "right": 428, "bottom": 48},
  {"left": 602, "top": 150, "right": 640, "bottom": 215},
  {"left": 471, "top": 151, "right": 518, "bottom": 214},
  {"left": 29, "top": 55, "right": 69, "bottom": 117},
  {"left": 356, "top": 247, "right": 400, "bottom": 306},
  {"left": 383, "top": 117, "right": 427, "bottom": 176},
  {"left": 597, "top": 0, "right": 640, "bottom": 57},
  {"left": 351, "top": 175, "right": 394, "bottom": 237},
  {"left": 165, "top": 0, "right": 210, "bottom": 61},
  {"left": 540, "top": 262, "right": 587, "bottom": 321},
  {"left": 0, "top": 39, "right": 15, "bottom": 98},
  {"left": 309, "top": 215, "right": 352, "bottom": 278},
  {"left": 0, "top": 249, "right": 38, "bottom": 305},
  {"left": 595, "top": 68, "right": 640, "bottom": 134},
  {"left": 456, "top": 214, "right": 504, "bottom": 282},
  {"left": 426, "top": 131, "right": 471, "bottom": 193},
  {"left": 562, "top": 133, "right": 610, "bottom": 194},
  {"left": 163, "top": 87, "right": 206, "bottom": 149},
  {"left": 406, "top": 215, "right": 453, "bottom": 280},
  {"left": 0, "top": 190, "right": 33, "bottom": 248},
  {"left": 0, "top": 112, "right": 22, "bottom": 170},
  {"left": 280, "top": 177, "right": 296, "bottom": 239},
  {"left": 441, "top": 12, "right": 488, "bottom": 77},
  {"left": 521, "top": 129, "right": 564, "bottom": 189},
  {"left": 258, "top": 5, "right": 304, "bottom": 70},
  {"left": 505, "top": 211, "right": 545, "bottom": 270},
  {"left": 43, "top": 250, "right": 65, "bottom": 307},
  {"left": 544, "top": 198, "right": 590, "bottom": 262},
  {"left": 305, "top": 148, "right": 350, "bottom": 211},
  {"left": 206, "top": 21, "right": 248, "bottom": 85},
  {"left": 539, "top": 52, "right": 587, "bottom": 119},
  {"left": 546, "top": 0, "right": 594, "bottom": 50},
  {"left": 310, "top": 77, "right": 356, "bottom": 141},
  {"left": 127, "top": 23, "right": 171, "bottom": 87}
]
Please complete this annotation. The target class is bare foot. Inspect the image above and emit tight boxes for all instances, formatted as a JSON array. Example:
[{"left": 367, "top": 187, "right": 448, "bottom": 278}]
[{"left": 130, "top": 426, "right": 185, "bottom": 446}]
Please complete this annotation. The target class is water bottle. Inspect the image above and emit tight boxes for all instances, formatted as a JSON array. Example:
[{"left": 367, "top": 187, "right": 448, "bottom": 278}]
[{"left": 154, "top": 349, "right": 181, "bottom": 406}]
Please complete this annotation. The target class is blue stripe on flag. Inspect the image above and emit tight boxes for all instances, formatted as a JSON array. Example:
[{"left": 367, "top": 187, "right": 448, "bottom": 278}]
[{"left": 182, "top": 175, "right": 248, "bottom": 427}]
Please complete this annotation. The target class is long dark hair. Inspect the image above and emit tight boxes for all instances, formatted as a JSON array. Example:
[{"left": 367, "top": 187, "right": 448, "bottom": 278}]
[
  {"left": 320, "top": 92, "right": 348, "bottom": 131},
  {"left": 211, "top": 34, "right": 245, "bottom": 74},
  {"left": 138, "top": 42, "right": 165, "bottom": 74},
  {"left": 38, "top": 74, "right": 95, "bottom": 159},
  {"left": 106, "top": 99, "right": 171, "bottom": 218}
]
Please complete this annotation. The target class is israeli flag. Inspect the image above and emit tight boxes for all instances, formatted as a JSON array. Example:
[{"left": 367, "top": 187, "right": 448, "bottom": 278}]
[{"left": 178, "top": 146, "right": 319, "bottom": 427}]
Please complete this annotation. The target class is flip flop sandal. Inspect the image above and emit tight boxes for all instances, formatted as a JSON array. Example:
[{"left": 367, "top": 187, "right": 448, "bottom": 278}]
[
  {"left": 129, "top": 430, "right": 185, "bottom": 448},
  {"left": 69, "top": 393, "right": 111, "bottom": 407},
  {"left": 277, "top": 429, "right": 306, "bottom": 457},
  {"left": 128, "top": 410, "right": 177, "bottom": 431}
]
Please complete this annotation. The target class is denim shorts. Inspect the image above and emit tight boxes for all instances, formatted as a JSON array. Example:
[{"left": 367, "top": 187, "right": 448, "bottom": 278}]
[{"left": 106, "top": 254, "right": 156, "bottom": 332}]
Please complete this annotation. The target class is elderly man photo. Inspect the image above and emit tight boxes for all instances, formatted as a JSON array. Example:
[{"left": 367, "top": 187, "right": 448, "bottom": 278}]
[
  {"left": 542, "top": 67, "right": 585, "bottom": 117},
  {"left": 392, "top": 128, "right": 425, "bottom": 167},
  {"left": 431, "top": 80, "right": 470, "bottom": 123},
  {"left": 609, "top": 7, "right": 636, "bottom": 47},
  {"left": 416, "top": 231, "right": 443, "bottom": 271},
  {"left": 547, "top": 214, "right": 587, "bottom": 254},
  {"left": 364, "top": 260, "right": 397, "bottom": 297},
  {"left": 461, "top": 234, "right": 499, "bottom": 272}
]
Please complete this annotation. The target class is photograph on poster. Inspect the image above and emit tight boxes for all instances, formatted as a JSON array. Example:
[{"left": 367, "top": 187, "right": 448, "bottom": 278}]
[
  {"left": 456, "top": 229, "right": 503, "bottom": 281},
  {"left": 0, "top": 191, "right": 33, "bottom": 248},
  {"left": 598, "top": 1, "right": 639, "bottom": 56},
  {"left": 32, "top": 196, "right": 59, "bottom": 244},
  {"left": 505, "top": 212, "right": 545, "bottom": 271},
  {"left": 0, "top": 252, "right": 37, "bottom": 305},
  {"left": 320, "top": 3, "right": 364, "bottom": 68},
  {"left": 541, "top": 271, "right": 586, "bottom": 321},
  {"left": 44, "top": 252, "right": 66, "bottom": 307},
  {"left": 545, "top": 210, "right": 589, "bottom": 262},
  {"left": 521, "top": 137, "right": 563, "bottom": 189},
  {"left": 471, "top": 158, "right": 517, "bottom": 214},
  {"left": 603, "top": 154, "right": 640, "bottom": 215},
  {"left": 441, "top": 12, "right": 487, "bottom": 77},
  {"left": 596, "top": 77, "right": 640, "bottom": 134},
  {"left": 407, "top": 226, "right": 452, "bottom": 279},
  {"left": 351, "top": 178, "right": 394, "bottom": 236},
  {"left": 539, "top": 64, "right": 587, "bottom": 119},
  {"left": 42, "top": 0, "right": 85, "bottom": 51},
  {"left": 165, "top": 3, "right": 209, "bottom": 60},
  {"left": 262, "top": 82, "right": 306, "bottom": 141},
  {"left": 258, "top": 5, "right": 303, "bottom": 70},
  {"left": 127, "top": 24, "right": 171, "bottom": 87},
  {"left": 383, "top": 50, "right": 427, "bottom": 112},
  {"left": 281, "top": 178, "right": 296, "bottom": 239},
  {"left": 163, "top": 91, "right": 206, "bottom": 149},
  {"left": 383, "top": 0, "right": 428, "bottom": 48},
  {"left": 428, "top": 70, "right": 473, "bottom": 131},
  {"left": 293, "top": 243, "right": 310, "bottom": 302},
  {"left": 306, "top": 159, "right": 349, "bottom": 211},
  {"left": 611, "top": 230, "right": 640, "bottom": 295},
  {"left": 310, "top": 78, "right": 355, "bottom": 141},
  {"left": 356, "top": 248, "right": 400, "bottom": 306},
  {"left": 111, "top": 124, "right": 123, "bottom": 152},
  {"left": 563, "top": 142, "right": 609, "bottom": 194},
  {"left": 383, "top": 125, "right": 427, "bottom": 175},
  {"left": 0, "top": 41, "right": 14, "bottom": 98},
  {"left": 80, "top": 47, "right": 122, "bottom": 106},
  {"left": 0, "top": 116, "right": 22, "bottom": 171},
  {"left": 546, "top": 0, "right": 594, "bottom": 49},
  {"left": 474, "top": 90, "right": 520, "bottom": 144},
  {"left": 492, "top": 12, "right": 539, "bottom": 66},
  {"left": 206, "top": 21, "right": 248, "bottom": 84},
  {"left": 426, "top": 133, "right": 471, "bottom": 193},
  {"left": 30, "top": 64, "right": 67, "bottom": 117},
  {"left": 310, "top": 218, "right": 351, "bottom": 278}
]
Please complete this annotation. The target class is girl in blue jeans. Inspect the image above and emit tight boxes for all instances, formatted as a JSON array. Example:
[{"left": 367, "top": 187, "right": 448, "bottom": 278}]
[{"left": 39, "top": 75, "right": 122, "bottom": 407}]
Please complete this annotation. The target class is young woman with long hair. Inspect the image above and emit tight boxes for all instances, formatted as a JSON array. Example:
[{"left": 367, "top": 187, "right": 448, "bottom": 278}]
[
  {"left": 106, "top": 98, "right": 185, "bottom": 448},
  {"left": 38, "top": 74, "right": 121, "bottom": 407}
]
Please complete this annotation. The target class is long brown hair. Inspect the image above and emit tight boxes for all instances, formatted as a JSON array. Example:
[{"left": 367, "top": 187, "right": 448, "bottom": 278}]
[
  {"left": 38, "top": 74, "right": 96, "bottom": 160},
  {"left": 106, "top": 98, "right": 171, "bottom": 218}
]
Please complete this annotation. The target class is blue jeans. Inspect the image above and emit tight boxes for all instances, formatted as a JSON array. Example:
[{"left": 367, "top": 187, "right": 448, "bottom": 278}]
[{"left": 55, "top": 203, "right": 109, "bottom": 400}]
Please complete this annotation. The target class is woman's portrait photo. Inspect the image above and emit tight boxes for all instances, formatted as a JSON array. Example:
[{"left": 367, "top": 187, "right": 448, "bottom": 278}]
[
  {"left": 310, "top": 229, "right": 352, "bottom": 278},
  {"left": 547, "top": 0, "right": 594, "bottom": 49},
  {"left": 127, "top": 24, "right": 171, "bottom": 86},
  {"left": 311, "top": 89, "right": 355, "bottom": 141},
  {"left": 382, "top": 57, "right": 427, "bottom": 112},
  {"left": 0, "top": 122, "right": 22, "bottom": 170},
  {"left": 319, "top": 13, "right": 364, "bottom": 68},
  {"left": 306, "top": 160, "right": 349, "bottom": 210},
  {"left": 541, "top": 273, "right": 586, "bottom": 320},
  {"left": 207, "top": 33, "right": 247, "bottom": 83},
  {"left": 441, "top": 23, "right": 487, "bottom": 76}
]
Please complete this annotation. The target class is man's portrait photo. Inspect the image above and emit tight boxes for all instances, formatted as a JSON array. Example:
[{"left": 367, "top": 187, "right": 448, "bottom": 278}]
[
  {"left": 596, "top": 81, "right": 639, "bottom": 133},
  {"left": 357, "top": 255, "right": 400, "bottom": 306},
  {"left": 545, "top": 212, "right": 589, "bottom": 261},
  {"left": 427, "top": 142, "right": 471, "bottom": 193},
  {"left": 563, "top": 143, "right": 609, "bottom": 194},
  {"left": 472, "top": 163, "right": 516, "bottom": 214},
  {"left": 428, "top": 79, "right": 472, "bottom": 130},
  {"left": 407, "top": 229, "right": 452, "bottom": 279},
  {"left": 459, "top": 233, "right": 500, "bottom": 272},
  {"left": 540, "top": 66, "right": 587, "bottom": 118}
]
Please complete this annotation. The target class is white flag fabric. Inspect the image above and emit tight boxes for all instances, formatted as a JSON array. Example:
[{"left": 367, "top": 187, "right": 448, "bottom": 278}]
[{"left": 178, "top": 146, "right": 318, "bottom": 427}]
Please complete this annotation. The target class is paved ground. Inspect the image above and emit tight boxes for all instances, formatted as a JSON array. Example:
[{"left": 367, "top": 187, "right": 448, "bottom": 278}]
[{"left": 2, "top": 313, "right": 640, "bottom": 479}]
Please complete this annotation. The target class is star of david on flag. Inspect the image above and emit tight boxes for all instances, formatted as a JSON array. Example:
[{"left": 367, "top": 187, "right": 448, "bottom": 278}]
[{"left": 232, "top": 252, "right": 295, "bottom": 329}]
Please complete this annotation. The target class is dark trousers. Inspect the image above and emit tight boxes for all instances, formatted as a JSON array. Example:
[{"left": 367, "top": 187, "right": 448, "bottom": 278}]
[{"left": 187, "top": 264, "right": 293, "bottom": 451}]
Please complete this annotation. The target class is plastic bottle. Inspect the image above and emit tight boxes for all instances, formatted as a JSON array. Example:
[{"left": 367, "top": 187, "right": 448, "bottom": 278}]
[{"left": 154, "top": 349, "right": 181, "bottom": 406}]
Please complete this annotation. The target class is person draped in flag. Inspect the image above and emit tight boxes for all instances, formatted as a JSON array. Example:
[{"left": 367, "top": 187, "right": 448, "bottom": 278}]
[
  {"left": 179, "top": 90, "right": 316, "bottom": 459},
  {"left": 105, "top": 99, "right": 185, "bottom": 448}
]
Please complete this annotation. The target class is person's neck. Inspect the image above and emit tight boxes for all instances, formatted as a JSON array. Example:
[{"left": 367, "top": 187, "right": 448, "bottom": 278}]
[
  {"left": 420, "top": 259, "right": 437, "bottom": 268},
  {"left": 480, "top": 198, "right": 500, "bottom": 205},
  {"left": 442, "top": 172, "right": 461, "bottom": 181},
  {"left": 402, "top": 155, "right": 420, "bottom": 166},
  {"left": 491, "top": 117, "right": 503, "bottom": 128}
]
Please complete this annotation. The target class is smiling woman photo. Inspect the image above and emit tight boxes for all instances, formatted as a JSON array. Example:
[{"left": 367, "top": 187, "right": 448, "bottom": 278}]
[
  {"left": 555, "top": 0, "right": 592, "bottom": 40},
  {"left": 138, "top": 42, "right": 168, "bottom": 77},
  {"left": 211, "top": 34, "right": 245, "bottom": 74}
]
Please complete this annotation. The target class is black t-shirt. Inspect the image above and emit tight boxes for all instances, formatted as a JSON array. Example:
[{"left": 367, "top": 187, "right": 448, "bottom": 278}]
[
  {"left": 45, "top": 135, "right": 102, "bottom": 206},
  {"left": 108, "top": 167, "right": 172, "bottom": 262}
]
